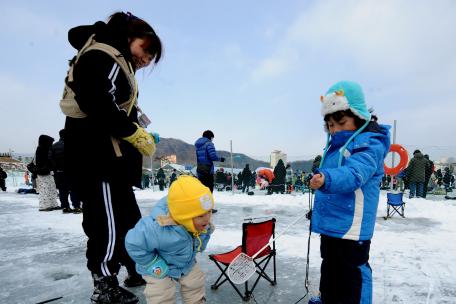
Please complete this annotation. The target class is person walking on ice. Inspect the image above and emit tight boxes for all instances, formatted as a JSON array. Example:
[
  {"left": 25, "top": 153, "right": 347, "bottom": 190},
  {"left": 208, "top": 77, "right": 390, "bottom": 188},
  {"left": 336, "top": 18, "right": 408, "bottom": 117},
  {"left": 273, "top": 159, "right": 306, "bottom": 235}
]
[
  {"left": 309, "top": 81, "right": 390, "bottom": 304},
  {"left": 0, "top": 166, "right": 7, "bottom": 191},
  {"left": 125, "top": 176, "right": 215, "bottom": 304},
  {"left": 194, "top": 130, "right": 225, "bottom": 193}
]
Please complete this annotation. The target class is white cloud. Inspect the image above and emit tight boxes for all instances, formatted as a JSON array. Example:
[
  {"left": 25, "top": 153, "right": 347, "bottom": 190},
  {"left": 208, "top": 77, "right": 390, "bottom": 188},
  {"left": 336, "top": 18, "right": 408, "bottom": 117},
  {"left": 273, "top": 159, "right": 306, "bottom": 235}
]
[
  {"left": 0, "top": 3, "right": 67, "bottom": 40},
  {"left": 246, "top": 0, "right": 456, "bottom": 158},
  {"left": 251, "top": 51, "right": 296, "bottom": 83},
  {"left": 252, "top": 0, "right": 456, "bottom": 83},
  {"left": 383, "top": 100, "right": 456, "bottom": 158}
]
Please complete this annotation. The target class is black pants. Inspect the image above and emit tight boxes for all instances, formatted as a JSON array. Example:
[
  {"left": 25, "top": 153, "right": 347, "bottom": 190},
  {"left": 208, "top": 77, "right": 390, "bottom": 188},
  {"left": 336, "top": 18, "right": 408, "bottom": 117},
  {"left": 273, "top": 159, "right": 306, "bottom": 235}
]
[
  {"left": 423, "top": 178, "right": 430, "bottom": 198},
  {"left": 158, "top": 179, "right": 165, "bottom": 191},
  {"left": 0, "top": 179, "right": 5, "bottom": 191},
  {"left": 79, "top": 179, "right": 141, "bottom": 276},
  {"left": 320, "top": 235, "right": 372, "bottom": 304},
  {"left": 198, "top": 173, "right": 214, "bottom": 193},
  {"left": 54, "top": 171, "right": 80, "bottom": 208}
]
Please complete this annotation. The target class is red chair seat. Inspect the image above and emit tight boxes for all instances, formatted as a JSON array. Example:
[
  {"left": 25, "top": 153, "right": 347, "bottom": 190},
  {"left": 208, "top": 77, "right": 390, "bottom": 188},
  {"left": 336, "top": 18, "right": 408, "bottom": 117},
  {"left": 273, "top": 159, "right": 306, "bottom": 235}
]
[
  {"left": 211, "top": 245, "right": 272, "bottom": 265},
  {"left": 210, "top": 246, "right": 242, "bottom": 264}
]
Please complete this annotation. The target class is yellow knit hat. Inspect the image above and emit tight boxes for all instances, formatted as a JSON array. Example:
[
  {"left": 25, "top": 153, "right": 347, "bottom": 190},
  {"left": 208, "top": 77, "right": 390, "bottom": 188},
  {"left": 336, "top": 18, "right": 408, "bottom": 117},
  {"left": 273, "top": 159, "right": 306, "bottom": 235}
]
[{"left": 168, "top": 176, "right": 214, "bottom": 233}]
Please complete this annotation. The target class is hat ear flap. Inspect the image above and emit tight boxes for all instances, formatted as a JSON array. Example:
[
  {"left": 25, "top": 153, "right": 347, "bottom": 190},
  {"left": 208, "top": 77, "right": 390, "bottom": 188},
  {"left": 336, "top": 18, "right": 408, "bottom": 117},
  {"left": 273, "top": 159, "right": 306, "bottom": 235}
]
[{"left": 180, "top": 218, "right": 197, "bottom": 233}]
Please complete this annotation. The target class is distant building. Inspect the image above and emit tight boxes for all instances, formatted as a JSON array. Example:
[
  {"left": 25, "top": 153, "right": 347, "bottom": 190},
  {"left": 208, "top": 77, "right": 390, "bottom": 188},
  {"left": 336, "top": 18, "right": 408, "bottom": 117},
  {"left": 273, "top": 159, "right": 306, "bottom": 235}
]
[
  {"left": 270, "top": 150, "right": 287, "bottom": 168},
  {"left": 161, "top": 163, "right": 189, "bottom": 174},
  {"left": 159, "top": 154, "right": 177, "bottom": 167},
  {"left": 435, "top": 157, "right": 456, "bottom": 172},
  {"left": 0, "top": 155, "right": 26, "bottom": 171}
]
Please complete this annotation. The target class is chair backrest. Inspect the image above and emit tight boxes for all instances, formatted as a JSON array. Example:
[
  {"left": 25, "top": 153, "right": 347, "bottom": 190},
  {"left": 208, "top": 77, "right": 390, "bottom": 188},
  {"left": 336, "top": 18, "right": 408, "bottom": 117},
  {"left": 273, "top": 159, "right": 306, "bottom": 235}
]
[
  {"left": 242, "top": 218, "right": 276, "bottom": 256},
  {"left": 387, "top": 192, "right": 404, "bottom": 206}
]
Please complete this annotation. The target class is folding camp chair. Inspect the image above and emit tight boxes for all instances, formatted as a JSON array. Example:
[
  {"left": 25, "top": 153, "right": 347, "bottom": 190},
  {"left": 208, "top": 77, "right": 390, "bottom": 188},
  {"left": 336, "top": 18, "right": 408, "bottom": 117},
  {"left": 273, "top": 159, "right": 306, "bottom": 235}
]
[
  {"left": 384, "top": 192, "right": 405, "bottom": 219},
  {"left": 209, "top": 218, "right": 277, "bottom": 301}
]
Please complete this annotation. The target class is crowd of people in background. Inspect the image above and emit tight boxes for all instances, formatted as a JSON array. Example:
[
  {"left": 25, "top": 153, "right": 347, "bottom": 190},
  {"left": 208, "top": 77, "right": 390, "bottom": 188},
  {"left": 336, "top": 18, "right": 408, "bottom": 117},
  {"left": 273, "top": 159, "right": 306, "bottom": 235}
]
[
  {"left": 380, "top": 150, "right": 455, "bottom": 198},
  {"left": 138, "top": 148, "right": 456, "bottom": 200},
  {"left": 18, "top": 130, "right": 84, "bottom": 213},
  {"left": 2, "top": 147, "right": 456, "bottom": 201}
]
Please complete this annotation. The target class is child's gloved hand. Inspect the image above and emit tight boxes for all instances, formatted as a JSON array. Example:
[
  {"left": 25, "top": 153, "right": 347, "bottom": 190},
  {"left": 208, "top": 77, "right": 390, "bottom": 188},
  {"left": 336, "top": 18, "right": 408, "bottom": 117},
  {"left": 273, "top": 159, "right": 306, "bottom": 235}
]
[
  {"left": 310, "top": 173, "right": 325, "bottom": 189},
  {"left": 150, "top": 132, "right": 160, "bottom": 144},
  {"left": 123, "top": 123, "right": 156, "bottom": 156},
  {"left": 137, "top": 255, "right": 169, "bottom": 279}
]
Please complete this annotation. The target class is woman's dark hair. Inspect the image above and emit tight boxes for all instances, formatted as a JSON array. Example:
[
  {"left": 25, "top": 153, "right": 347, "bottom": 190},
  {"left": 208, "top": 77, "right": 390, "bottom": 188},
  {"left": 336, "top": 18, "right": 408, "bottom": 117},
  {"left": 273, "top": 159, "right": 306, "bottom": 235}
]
[
  {"left": 108, "top": 12, "right": 162, "bottom": 64},
  {"left": 324, "top": 110, "right": 366, "bottom": 129}
]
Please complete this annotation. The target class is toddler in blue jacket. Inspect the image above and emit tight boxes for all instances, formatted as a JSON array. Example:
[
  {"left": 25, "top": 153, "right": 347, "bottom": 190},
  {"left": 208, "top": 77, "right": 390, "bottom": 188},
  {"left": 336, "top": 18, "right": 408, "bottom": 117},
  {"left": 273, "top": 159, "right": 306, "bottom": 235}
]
[
  {"left": 309, "top": 81, "right": 390, "bottom": 304},
  {"left": 125, "top": 176, "right": 214, "bottom": 304}
]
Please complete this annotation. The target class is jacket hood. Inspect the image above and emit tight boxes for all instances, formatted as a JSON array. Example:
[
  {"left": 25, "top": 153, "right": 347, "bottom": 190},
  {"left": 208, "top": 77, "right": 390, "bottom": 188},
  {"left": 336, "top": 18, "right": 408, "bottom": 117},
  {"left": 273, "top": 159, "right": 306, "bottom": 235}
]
[
  {"left": 38, "top": 135, "right": 54, "bottom": 147},
  {"left": 413, "top": 152, "right": 424, "bottom": 159},
  {"left": 194, "top": 137, "right": 210, "bottom": 149},
  {"left": 150, "top": 196, "right": 169, "bottom": 219},
  {"left": 68, "top": 21, "right": 133, "bottom": 65},
  {"left": 373, "top": 124, "right": 391, "bottom": 158}
]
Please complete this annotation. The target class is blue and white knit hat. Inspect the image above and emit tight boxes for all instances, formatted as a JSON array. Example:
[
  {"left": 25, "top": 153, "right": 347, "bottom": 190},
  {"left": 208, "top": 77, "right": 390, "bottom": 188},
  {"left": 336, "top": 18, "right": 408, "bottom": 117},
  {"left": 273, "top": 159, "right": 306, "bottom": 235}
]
[
  {"left": 319, "top": 81, "right": 372, "bottom": 168},
  {"left": 320, "top": 81, "right": 371, "bottom": 121}
]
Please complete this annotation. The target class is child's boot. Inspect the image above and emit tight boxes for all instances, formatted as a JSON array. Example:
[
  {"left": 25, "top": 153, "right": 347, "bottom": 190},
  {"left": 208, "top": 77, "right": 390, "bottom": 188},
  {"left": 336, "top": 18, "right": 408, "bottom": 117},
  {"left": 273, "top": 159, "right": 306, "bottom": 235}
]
[
  {"left": 308, "top": 295, "right": 322, "bottom": 304},
  {"left": 91, "top": 273, "right": 139, "bottom": 304}
]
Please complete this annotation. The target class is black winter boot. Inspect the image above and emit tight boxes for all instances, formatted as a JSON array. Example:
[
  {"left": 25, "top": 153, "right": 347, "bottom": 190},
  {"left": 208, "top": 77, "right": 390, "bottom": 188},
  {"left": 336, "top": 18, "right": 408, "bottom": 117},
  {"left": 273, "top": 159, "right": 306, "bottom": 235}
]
[
  {"left": 91, "top": 273, "right": 139, "bottom": 304},
  {"left": 123, "top": 273, "right": 146, "bottom": 287}
]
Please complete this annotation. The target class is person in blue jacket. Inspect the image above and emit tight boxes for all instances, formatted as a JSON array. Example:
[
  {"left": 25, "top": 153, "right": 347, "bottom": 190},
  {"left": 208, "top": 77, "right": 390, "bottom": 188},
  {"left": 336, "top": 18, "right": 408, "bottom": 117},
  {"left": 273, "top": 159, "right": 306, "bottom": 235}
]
[
  {"left": 309, "top": 81, "right": 390, "bottom": 304},
  {"left": 125, "top": 176, "right": 214, "bottom": 304},
  {"left": 194, "top": 130, "right": 225, "bottom": 193}
]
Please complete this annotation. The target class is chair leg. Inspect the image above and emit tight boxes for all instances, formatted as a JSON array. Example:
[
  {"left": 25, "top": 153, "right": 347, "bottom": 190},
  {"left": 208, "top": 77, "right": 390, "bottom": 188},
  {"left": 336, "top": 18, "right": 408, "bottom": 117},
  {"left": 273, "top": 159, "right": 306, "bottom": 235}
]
[
  {"left": 272, "top": 252, "right": 277, "bottom": 285},
  {"left": 210, "top": 260, "right": 251, "bottom": 301},
  {"left": 384, "top": 205, "right": 390, "bottom": 220},
  {"left": 210, "top": 261, "right": 228, "bottom": 289},
  {"left": 246, "top": 255, "right": 275, "bottom": 296}
]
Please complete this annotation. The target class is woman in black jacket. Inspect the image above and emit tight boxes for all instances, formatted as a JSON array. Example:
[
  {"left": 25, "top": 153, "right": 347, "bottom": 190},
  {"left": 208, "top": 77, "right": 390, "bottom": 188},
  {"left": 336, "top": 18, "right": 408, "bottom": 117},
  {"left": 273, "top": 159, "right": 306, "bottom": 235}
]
[
  {"left": 63, "top": 12, "right": 162, "bottom": 304},
  {"left": 35, "top": 135, "right": 60, "bottom": 211}
]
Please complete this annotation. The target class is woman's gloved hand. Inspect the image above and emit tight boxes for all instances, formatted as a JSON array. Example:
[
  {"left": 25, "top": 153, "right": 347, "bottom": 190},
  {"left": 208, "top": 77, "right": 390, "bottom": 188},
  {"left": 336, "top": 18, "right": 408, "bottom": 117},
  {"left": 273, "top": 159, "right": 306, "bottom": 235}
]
[{"left": 123, "top": 123, "right": 156, "bottom": 156}]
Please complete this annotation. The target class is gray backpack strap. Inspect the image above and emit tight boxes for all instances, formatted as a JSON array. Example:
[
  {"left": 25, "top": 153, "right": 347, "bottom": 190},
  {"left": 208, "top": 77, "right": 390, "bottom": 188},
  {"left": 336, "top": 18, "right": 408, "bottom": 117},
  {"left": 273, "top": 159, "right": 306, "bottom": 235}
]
[
  {"left": 59, "top": 36, "right": 138, "bottom": 157},
  {"left": 60, "top": 36, "right": 137, "bottom": 118}
]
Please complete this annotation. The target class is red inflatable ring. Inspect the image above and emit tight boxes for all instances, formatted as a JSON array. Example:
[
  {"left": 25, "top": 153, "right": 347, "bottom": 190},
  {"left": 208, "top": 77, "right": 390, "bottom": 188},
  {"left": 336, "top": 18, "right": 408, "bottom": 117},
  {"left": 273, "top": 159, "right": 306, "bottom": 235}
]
[{"left": 384, "top": 144, "right": 408, "bottom": 176}]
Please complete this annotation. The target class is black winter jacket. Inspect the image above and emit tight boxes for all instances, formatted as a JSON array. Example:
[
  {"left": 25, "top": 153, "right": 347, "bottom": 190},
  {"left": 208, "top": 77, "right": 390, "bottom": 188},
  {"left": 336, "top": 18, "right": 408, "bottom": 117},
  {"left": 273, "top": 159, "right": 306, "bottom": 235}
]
[
  {"left": 63, "top": 21, "right": 142, "bottom": 189},
  {"left": 406, "top": 152, "right": 429, "bottom": 183},
  {"left": 35, "top": 135, "right": 54, "bottom": 176},
  {"left": 50, "top": 138, "right": 65, "bottom": 172},
  {"left": 241, "top": 166, "right": 252, "bottom": 184},
  {"left": 272, "top": 159, "right": 286, "bottom": 185},
  {"left": 0, "top": 169, "right": 6, "bottom": 180}
]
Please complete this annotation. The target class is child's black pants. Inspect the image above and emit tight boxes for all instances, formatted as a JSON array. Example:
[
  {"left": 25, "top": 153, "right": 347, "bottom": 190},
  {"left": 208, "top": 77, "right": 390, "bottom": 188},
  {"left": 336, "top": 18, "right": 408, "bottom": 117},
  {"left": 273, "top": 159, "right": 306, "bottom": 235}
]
[{"left": 319, "top": 235, "right": 372, "bottom": 304}]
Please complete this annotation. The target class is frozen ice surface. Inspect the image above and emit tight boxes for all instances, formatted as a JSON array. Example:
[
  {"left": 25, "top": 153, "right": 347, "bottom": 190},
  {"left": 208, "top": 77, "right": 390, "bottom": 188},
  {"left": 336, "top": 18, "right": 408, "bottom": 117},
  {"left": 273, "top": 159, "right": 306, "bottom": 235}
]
[{"left": 1, "top": 189, "right": 456, "bottom": 303}]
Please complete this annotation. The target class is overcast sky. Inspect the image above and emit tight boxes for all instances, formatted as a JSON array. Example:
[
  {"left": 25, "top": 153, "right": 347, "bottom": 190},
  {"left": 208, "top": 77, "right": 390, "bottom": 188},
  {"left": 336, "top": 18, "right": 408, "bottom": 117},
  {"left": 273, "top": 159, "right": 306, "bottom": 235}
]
[{"left": 1, "top": 0, "right": 455, "bottom": 161}]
